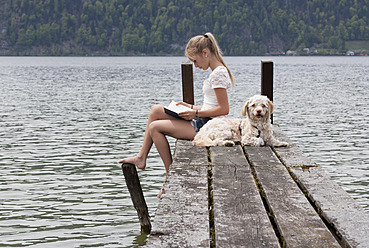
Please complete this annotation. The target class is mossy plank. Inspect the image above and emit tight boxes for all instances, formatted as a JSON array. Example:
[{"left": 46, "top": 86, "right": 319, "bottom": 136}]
[
  {"left": 146, "top": 127, "right": 368, "bottom": 247},
  {"left": 211, "top": 146, "right": 279, "bottom": 247},
  {"left": 273, "top": 126, "right": 369, "bottom": 248},
  {"left": 146, "top": 139, "right": 210, "bottom": 248},
  {"left": 245, "top": 145, "right": 340, "bottom": 247}
]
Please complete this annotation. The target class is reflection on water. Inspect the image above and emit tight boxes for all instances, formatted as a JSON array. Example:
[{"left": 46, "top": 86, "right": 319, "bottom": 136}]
[{"left": 0, "top": 56, "right": 368, "bottom": 247}]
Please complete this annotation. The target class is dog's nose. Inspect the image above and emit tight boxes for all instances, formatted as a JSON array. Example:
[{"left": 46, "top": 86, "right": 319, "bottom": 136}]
[{"left": 257, "top": 110, "right": 262, "bottom": 113}]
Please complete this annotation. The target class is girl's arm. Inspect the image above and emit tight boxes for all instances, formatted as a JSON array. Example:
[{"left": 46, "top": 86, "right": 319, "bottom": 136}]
[
  {"left": 178, "top": 88, "right": 229, "bottom": 120},
  {"left": 197, "top": 88, "right": 229, "bottom": 117}
]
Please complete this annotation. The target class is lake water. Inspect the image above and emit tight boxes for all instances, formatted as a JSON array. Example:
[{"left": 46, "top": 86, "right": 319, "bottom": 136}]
[{"left": 1, "top": 56, "right": 368, "bottom": 247}]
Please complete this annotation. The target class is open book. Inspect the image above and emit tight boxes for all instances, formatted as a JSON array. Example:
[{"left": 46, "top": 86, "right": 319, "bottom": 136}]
[{"left": 164, "top": 101, "right": 192, "bottom": 120}]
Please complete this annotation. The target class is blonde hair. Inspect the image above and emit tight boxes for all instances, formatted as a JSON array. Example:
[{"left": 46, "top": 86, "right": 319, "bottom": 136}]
[{"left": 185, "top": 32, "right": 234, "bottom": 85}]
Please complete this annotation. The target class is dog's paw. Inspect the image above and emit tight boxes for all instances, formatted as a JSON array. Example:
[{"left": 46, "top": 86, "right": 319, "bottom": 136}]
[
  {"left": 273, "top": 141, "right": 288, "bottom": 147},
  {"left": 241, "top": 137, "right": 265, "bottom": 147},
  {"left": 256, "top": 138, "right": 265, "bottom": 146}
]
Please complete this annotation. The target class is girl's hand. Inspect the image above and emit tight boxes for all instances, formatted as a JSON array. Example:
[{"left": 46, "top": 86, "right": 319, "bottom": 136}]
[
  {"left": 178, "top": 110, "right": 196, "bottom": 120},
  {"left": 176, "top": 101, "right": 191, "bottom": 108}
]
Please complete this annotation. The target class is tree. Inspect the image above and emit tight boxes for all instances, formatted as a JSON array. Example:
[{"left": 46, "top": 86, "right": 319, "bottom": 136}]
[
  {"left": 16, "top": 28, "right": 27, "bottom": 46},
  {"left": 2, "top": 0, "right": 369, "bottom": 55}
]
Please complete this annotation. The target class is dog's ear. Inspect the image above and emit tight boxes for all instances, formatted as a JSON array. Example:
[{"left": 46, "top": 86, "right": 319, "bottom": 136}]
[
  {"left": 267, "top": 100, "right": 274, "bottom": 115},
  {"left": 242, "top": 99, "right": 250, "bottom": 117}
]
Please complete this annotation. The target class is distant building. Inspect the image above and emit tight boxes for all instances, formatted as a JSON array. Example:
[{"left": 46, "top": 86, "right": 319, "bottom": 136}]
[
  {"left": 286, "top": 50, "right": 298, "bottom": 56},
  {"left": 346, "top": 51, "right": 355, "bottom": 56}
]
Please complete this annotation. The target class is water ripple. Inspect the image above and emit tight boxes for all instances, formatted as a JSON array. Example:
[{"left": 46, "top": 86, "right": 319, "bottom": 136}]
[{"left": 0, "top": 56, "right": 368, "bottom": 247}]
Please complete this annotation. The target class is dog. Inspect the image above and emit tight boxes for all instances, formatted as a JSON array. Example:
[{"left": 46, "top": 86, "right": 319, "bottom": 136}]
[{"left": 192, "top": 95, "right": 288, "bottom": 147}]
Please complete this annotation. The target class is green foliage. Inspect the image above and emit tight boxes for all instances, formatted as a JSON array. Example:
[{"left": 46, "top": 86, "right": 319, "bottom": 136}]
[{"left": 1, "top": 0, "right": 369, "bottom": 55}]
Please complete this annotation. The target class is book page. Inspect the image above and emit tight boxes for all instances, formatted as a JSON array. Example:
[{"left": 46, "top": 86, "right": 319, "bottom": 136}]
[{"left": 166, "top": 101, "right": 192, "bottom": 113}]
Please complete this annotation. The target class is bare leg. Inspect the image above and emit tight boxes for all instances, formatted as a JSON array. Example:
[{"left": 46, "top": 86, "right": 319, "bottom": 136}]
[
  {"left": 118, "top": 104, "right": 196, "bottom": 198},
  {"left": 149, "top": 119, "right": 196, "bottom": 172},
  {"left": 118, "top": 105, "right": 176, "bottom": 169},
  {"left": 157, "top": 175, "right": 167, "bottom": 198},
  {"left": 149, "top": 119, "right": 196, "bottom": 197}
]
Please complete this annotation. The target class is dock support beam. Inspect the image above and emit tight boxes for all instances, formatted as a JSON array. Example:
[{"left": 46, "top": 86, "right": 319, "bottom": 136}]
[
  {"left": 181, "top": 62, "right": 194, "bottom": 104},
  {"left": 122, "top": 163, "right": 151, "bottom": 233},
  {"left": 261, "top": 60, "right": 274, "bottom": 123}
]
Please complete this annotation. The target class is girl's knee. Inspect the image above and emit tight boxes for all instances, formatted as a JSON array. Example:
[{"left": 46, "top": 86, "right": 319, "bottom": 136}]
[
  {"left": 149, "top": 104, "right": 164, "bottom": 118},
  {"left": 148, "top": 120, "right": 161, "bottom": 135}
]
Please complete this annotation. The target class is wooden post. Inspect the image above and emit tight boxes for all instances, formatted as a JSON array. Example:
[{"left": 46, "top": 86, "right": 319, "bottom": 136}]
[
  {"left": 121, "top": 163, "right": 151, "bottom": 233},
  {"left": 181, "top": 62, "right": 194, "bottom": 104},
  {"left": 261, "top": 60, "right": 273, "bottom": 124}
]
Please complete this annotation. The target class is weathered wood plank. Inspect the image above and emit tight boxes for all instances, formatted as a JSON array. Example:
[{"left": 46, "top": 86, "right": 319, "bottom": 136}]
[
  {"left": 210, "top": 145, "right": 279, "bottom": 248},
  {"left": 261, "top": 60, "right": 274, "bottom": 123},
  {"left": 121, "top": 163, "right": 151, "bottom": 233},
  {"left": 181, "top": 62, "right": 194, "bottom": 105},
  {"left": 273, "top": 126, "right": 369, "bottom": 248},
  {"left": 146, "top": 139, "right": 210, "bottom": 247},
  {"left": 245, "top": 145, "right": 340, "bottom": 247}
]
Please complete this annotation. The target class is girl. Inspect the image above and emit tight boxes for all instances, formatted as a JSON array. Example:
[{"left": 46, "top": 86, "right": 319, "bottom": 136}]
[{"left": 118, "top": 32, "right": 234, "bottom": 198}]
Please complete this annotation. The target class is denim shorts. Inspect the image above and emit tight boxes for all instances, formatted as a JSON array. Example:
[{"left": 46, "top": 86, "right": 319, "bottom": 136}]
[{"left": 191, "top": 117, "right": 212, "bottom": 133}]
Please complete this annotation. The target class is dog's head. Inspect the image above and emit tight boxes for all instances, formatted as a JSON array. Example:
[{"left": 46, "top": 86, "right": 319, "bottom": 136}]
[{"left": 241, "top": 95, "right": 274, "bottom": 121}]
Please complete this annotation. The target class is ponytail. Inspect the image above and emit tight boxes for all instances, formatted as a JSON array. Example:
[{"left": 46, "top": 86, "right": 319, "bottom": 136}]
[{"left": 185, "top": 32, "right": 235, "bottom": 85}]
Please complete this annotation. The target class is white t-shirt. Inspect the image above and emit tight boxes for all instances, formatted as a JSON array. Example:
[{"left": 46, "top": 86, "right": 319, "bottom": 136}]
[{"left": 201, "top": 66, "right": 232, "bottom": 115}]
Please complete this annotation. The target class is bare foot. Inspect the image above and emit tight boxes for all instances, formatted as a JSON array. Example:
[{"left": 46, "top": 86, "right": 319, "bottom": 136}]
[
  {"left": 117, "top": 155, "right": 146, "bottom": 170},
  {"left": 157, "top": 180, "right": 166, "bottom": 198}
]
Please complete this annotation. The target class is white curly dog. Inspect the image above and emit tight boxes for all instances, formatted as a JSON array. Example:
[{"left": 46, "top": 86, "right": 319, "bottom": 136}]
[{"left": 192, "top": 95, "right": 288, "bottom": 147}]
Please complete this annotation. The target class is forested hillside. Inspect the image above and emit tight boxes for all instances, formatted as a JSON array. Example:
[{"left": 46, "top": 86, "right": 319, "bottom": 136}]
[{"left": 1, "top": 0, "right": 369, "bottom": 55}]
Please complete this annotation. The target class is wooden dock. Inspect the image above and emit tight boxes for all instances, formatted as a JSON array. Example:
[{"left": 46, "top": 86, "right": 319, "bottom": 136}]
[
  {"left": 145, "top": 126, "right": 369, "bottom": 247},
  {"left": 121, "top": 60, "right": 368, "bottom": 247}
]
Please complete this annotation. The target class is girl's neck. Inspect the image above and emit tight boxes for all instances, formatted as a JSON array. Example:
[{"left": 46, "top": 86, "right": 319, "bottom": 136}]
[{"left": 209, "top": 60, "right": 223, "bottom": 71}]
